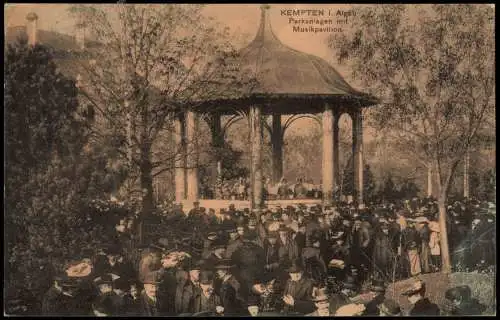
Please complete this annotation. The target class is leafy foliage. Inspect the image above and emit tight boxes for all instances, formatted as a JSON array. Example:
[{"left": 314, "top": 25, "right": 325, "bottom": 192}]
[
  {"left": 4, "top": 39, "right": 133, "bottom": 315},
  {"left": 67, "top": 4, "right": 254, "bottom": 211}
]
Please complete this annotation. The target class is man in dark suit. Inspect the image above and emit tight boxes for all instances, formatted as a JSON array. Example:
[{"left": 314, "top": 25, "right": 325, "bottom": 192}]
[
  {"left": 214, "top": 259, "right": 248, "bottom": 315},
  {"left": 175, "top": 259, "right": 204, "bottom": 314},
  {"left": 401, "top": 279, "right": 440, "bottom": 316},
  {"left": 42, "top": 273, "right": 88, "bottom": 316},
  {"left": 190, "top": 270, "right": 224, "bottom": 315},
  {"left": 281, "top": 259, "right": 315, "bottom": 315},
  {"left": 138, "top": 271, "right": 166, "bottom": 316},
  {"left": 232, "top": 234, "right": 266, "bottom": 293}
]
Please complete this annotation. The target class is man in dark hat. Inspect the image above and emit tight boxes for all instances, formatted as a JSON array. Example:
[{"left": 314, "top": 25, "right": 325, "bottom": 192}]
[
  {"left": 247, "top": 275, "right": 280, "bottom": 313},
  {"left": 206, "top": 238, "right": 227, "bottom": 269},
  {"left": 362, "top": 279, "right": 387, "bottom": 315},
  {"left": 99, "top": 245, "right": 136, "bottom": 284},
  {"left": 138, "top": 271, "right": 166, "bottom": 316},
  {"left": 295, "top": 222, "right": 307, "bottom": 254},
  {"left": 281, "top": 259, "right": 315, "bottom": 314},
  {"left": 138, "top": 238, "right": 169, "bottom": 283},
  {"left": 372, "top": 218, "right": 398, "bottom": 282},
  {"left": 214, "top": 259, "right": 247, "bottom": 315},
  {"left": 175, "top": 259, "right": 204, "bottom": 314},
  {"left": 278, "top": 225, "right": 299, "bottom": 265},
  {"left": 349, "top": 216, "right": 370, "bottom": 272},
  {"left": 378, "top": 298, "right": 401, "bottom": 316},
  {"left": 188, "top": 201, "right": 202, "bottom": 219},
  {"left": 401, "top": 279, "right": 440, "bottom": 315},
  {"left": 187, "top": 270, "right": 224, "bottom": 315},
  {"left": 42, "top": 273, "right": 85, "bottom": 315},
  {"left": 263, "top": 231, "right": 281, "bottom": 277},
  {"left": 327, "top": 230, "right": 350, "bottom": 283},
  {"left": 111, "top": 277, "right": 136, "bottom": 315},
  {"left": 443, "top": 285, "right": 485, "bottom": 315},
  {"left": 202, "top": 229, "right": 219, "bottom": 259},
  {"left": 329, "top": 275, "right": 357, "bottom": 313},
  {"left": 94, "top": 273, "right": 120, "bottom": 296},
  {"left": 302, "top": 230, "right": 328, "bottom": 287},
  {"left": 232, "top": 233, "right": 266, "bottom": 295},
  {"left": 91, "top": 293, "right": 117, "bottom": 316},
  {"left": 305, "top": 287, "right": 332, "bottom": 316},
  {"left": 226, "top": 224, "right": 244, "bottom": 259}
]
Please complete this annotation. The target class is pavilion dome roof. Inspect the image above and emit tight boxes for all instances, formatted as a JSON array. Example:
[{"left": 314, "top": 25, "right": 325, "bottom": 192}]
[{"left": 237, "top": 5, "right": 368, "bottom": 99}]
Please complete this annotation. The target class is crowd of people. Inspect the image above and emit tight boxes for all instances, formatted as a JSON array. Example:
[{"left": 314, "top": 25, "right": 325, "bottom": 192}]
[
  {"left": 41, "top": 196, "right": 495, "bottom": 316},
  {"left": 204, "top": 176, "right": 321, "bottom": 200}
]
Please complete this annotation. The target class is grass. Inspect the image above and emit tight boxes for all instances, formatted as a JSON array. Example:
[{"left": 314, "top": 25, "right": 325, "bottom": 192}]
[{"left": 385, "top": 271, "right": 496, "bottom": 315}]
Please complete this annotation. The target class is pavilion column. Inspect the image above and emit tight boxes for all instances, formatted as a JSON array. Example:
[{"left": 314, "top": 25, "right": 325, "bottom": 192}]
[
  {"left": 174, "top": 113, "right": 186, "bottom": 203},
  {"left": 211, "top": 113, "right": 223, "bottom": 176},
  {"left": 322, "top": 104, "right": 335, "bottom": 206},
  {"left": 333, "top": 113, "right": 341, "bottom": 199},
  {"left": 463, "top": 147, "right": 470, "bottom": 199},
  {"left": 186, "top": 110, "right": 199, "bottom": 202},
  {"left": 271, "top": 114, "right": 283, "bottom": 184},
  {"left": 352, "top": 109, "right": 364, "bottom": 208},
  {"left": 250, "top": 105, "right": 264, "bottom": 209}
]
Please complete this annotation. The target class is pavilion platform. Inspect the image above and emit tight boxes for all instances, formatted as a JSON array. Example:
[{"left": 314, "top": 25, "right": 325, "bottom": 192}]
[{"left": 180, "top": 199, "right": 323, "bottom": 212}]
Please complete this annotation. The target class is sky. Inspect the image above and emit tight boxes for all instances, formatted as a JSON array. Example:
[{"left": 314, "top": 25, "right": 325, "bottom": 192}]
[
  {"left": 5, "top": 4, "right": 358, "bottom": 84},
  {"left": 5, "top": 4, "right": 370, "bottom": 134}
]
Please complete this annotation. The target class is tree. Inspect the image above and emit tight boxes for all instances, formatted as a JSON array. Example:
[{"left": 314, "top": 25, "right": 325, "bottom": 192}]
[
  {"left": 381, "top": 174, "right": 398, "bottom": 203},
  {"left": 5, "top": 38, "right": 89, "bottom": 237},
  {"left": 363, "top": 164, "right": 377, "bottom": 204},
  {"left": 334, "top": 4, "right": 495, "bottom": 273},
  {"left": 399, "top": 178, "right": 420, "bottom": 200},
  {"left": 4, "top": 38, "right": 108, "bottom": 313},
  {"left": 68, "top": 4, "right": 251, "bottom": 213}
]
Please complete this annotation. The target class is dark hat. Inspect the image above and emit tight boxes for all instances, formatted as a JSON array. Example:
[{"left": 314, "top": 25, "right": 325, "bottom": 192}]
[
  {"left": 379, "top": 299, "right": 401, "bottom": 316},
  {"left": 243, "top": 231, "right": 259, "bottom": 242},
  {"left": 94, "top": 273, "right": 119, "bottom": 286},
  {"left": 342, "top": 275, "right": 358, "bottom": 290},
  {"left": 199, "top": 270, "right": 213, "bottom": 285},
  {"left": 142, "top": 271, "right": 162, "bottom": 285},
  {"left": 286, "top": 259, "right": 304, "bottom": 273},
  {"left": 114, "top": 277, "right": 131, "bottom": 292},
  {"left": 214, "top": 258, "right": 234, "bottom": 270},
  {"left": 401, "top": 280, "right": 425, "bottom": 296},
  {"left": 149, "top": 238, "right": 171, "bottom": 252},
  {"left": 212, "top": 238, "right": 227, "bottom": 249},
  {"left": 187, "top": 259, "right": 205, "bottom": 271},
  {"left": 370, "top": 279, "right": 386, "bottom": 293},
  {"left": 103, "top": 244, "right": 122, "bottom": 256}
]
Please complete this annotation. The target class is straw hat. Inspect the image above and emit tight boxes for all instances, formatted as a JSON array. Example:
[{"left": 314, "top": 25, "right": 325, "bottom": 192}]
[{"left": 335, "top": 303, "right": 366, "bottom": 316}]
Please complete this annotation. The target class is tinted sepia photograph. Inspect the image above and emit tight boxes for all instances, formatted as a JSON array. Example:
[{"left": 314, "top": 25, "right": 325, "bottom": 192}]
[{"left": 4, "top": 3, "right": 495, "bottom": 316}]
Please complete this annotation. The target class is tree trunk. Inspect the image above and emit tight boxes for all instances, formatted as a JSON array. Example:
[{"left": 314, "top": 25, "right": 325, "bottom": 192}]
[
  {"left": 437, "top": 194, "right": 452, "bottom": 273},
  {"left": 140, "top": 143, "right": 154, "bottom": 215}
]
